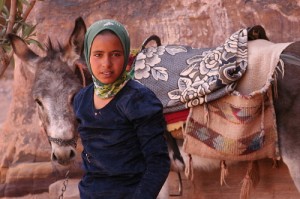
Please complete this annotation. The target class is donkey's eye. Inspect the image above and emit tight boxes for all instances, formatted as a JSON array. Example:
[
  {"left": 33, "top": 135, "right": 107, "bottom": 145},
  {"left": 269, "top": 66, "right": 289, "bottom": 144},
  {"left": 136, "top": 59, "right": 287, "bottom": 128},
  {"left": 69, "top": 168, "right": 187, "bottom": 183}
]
[{"left": 35, "top": 99, "right": 43, "bottom": 108}]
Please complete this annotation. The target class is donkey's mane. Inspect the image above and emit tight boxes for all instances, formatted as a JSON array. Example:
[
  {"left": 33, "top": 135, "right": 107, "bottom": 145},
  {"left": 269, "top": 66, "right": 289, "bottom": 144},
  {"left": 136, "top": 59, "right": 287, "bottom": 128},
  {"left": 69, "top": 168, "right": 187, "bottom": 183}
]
[{"left": 44, "top": 37, "right": 65, "bottom": 58}]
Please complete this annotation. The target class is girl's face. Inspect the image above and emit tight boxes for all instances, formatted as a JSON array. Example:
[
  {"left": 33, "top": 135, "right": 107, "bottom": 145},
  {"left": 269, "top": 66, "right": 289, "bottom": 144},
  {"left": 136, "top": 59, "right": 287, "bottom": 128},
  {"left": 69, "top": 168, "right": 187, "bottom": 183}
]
[{"left": 89, "top": 32, "right": 125, "bottom": 84}]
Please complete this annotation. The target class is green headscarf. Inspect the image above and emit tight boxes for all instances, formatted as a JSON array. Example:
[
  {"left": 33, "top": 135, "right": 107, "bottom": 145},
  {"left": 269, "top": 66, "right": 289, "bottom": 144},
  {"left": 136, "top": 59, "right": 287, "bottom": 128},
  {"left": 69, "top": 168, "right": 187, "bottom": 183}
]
[{"left": 84, "top": 19, "right": 132, "bottom": 98}]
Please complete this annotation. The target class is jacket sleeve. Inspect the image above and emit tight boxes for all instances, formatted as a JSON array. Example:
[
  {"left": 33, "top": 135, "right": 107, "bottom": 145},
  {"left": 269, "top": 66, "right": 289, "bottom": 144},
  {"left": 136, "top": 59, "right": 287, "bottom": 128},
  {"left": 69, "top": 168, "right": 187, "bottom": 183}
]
[{"left": 126, "top": 87, "right": 170, "bottom": 199}]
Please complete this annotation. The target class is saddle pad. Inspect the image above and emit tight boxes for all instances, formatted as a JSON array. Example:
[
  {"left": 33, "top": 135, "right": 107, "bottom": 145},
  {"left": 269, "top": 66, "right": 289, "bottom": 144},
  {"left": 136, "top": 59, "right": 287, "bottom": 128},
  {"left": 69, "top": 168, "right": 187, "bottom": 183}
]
[{"left": 234, "top": 39, "right": 291, "bottom": 96}]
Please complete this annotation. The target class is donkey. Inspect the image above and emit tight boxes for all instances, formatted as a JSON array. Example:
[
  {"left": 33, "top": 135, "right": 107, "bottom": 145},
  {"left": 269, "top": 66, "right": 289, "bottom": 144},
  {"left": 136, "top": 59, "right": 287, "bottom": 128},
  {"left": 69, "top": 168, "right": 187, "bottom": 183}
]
[
  {"left": 8, "top": 17, "right": 87, "bottom": 166},
  {"left": 8, "top": 17, "right": 300, "bottom": 198}
]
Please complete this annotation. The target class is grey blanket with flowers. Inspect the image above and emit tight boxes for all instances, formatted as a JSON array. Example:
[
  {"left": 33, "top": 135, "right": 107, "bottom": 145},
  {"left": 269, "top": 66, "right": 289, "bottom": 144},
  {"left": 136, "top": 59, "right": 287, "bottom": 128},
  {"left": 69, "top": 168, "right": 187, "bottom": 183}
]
[{"left": 133, "top": 28, "right": 248, "bottom": 114}]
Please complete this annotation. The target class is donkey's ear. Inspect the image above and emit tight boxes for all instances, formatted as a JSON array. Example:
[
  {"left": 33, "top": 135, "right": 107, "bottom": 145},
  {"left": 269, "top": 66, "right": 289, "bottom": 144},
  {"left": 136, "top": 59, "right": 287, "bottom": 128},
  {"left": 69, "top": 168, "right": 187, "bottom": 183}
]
[
  {"left": 68, "top": 17, "right": 86, "bottom": 56},
  {"left": 8, "top": 34, "right": 39, "bottom": 62}
]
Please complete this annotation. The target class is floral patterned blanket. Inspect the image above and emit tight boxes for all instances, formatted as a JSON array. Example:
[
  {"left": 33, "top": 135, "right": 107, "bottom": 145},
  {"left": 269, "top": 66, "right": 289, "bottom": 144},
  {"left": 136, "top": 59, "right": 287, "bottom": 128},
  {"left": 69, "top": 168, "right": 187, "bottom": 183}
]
[{"left": 133, "top": 28, "right": 248, "bottom": 113}]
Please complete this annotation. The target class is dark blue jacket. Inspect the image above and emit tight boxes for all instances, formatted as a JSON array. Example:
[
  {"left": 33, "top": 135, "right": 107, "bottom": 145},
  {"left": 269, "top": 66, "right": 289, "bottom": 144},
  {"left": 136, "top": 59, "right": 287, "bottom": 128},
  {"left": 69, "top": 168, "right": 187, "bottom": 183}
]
[{"left": 73, "top": 79, "right": 170, "bottom": 199}]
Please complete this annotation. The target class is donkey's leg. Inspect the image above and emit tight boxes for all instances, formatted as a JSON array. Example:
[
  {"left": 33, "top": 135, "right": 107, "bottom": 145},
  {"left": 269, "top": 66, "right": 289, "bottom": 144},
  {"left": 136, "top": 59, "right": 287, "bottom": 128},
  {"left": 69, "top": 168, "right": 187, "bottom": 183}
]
[
  {"left": 276, "top": 97, "right": 300, "bottom": 192},
  {"left": 277, "top": 122, "right": 300, "bottom": 192},
  {"left": 275, "top": 49, "right": 300, "bottom": 192}
]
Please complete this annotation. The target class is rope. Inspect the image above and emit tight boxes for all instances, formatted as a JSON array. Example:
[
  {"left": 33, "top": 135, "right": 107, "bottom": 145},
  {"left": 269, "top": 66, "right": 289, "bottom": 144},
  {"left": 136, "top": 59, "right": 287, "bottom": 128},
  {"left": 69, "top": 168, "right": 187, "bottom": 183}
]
[{"left": 58, "top": 170, "right": 70, "bottom": 199}]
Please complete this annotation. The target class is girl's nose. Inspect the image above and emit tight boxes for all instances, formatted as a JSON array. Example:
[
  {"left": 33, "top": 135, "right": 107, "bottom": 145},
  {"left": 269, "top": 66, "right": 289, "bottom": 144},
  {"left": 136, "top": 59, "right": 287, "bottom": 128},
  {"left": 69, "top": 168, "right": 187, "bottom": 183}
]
[{"left": 102, "top": 55, "right": 112, "bottom": 68}]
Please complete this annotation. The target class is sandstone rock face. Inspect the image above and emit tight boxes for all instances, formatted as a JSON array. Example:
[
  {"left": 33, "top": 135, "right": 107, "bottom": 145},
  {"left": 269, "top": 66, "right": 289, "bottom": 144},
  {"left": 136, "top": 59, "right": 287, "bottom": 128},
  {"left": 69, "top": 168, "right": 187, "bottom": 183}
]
[
  {"left": 29, "top": 0, "right": 300, "bottom": 49},
  {"left": 1, "top": 0, "right": 300, "bottom": 198}
]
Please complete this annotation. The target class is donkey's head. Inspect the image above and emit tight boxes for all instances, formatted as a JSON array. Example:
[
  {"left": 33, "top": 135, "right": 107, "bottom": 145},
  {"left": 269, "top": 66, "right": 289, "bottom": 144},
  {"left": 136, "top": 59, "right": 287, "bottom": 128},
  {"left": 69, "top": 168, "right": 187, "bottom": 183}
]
[{"left": 8, "top": 17, "right": 87, "bottom": 165}]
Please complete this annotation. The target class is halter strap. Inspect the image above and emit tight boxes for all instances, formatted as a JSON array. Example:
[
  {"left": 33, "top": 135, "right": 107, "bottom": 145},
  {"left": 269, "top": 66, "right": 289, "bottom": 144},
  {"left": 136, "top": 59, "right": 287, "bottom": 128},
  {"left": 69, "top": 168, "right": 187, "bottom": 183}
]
[{"left": 48, "top": 136, "right": 78, "bottom": 148}]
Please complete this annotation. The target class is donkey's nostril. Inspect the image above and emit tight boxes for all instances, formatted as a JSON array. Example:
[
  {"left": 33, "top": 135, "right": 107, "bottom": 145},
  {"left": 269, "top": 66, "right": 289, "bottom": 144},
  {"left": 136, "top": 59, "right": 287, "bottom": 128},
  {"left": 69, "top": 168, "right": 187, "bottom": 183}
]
[
  {"left": 51, "top": 148, "right": 76, "bottom": 165},
  {"left": 52, "top": 153, "right": 58, "bottom": 161},
  {"left": 70, "top": 149, "right": 76, "bottom": 159}
]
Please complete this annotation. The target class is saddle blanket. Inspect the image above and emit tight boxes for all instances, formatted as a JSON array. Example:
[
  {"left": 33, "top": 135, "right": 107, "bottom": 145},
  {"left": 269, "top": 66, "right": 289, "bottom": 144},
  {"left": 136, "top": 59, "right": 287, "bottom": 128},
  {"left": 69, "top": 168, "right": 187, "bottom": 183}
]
[{"left": 134, "top": 28, "right": 248, "bottom": 113}]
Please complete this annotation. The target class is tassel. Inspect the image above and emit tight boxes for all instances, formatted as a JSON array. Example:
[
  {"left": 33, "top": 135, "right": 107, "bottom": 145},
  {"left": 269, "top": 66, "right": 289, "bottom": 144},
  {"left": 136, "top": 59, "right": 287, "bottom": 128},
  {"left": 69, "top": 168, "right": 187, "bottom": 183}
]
[
  {"left": 204, "top": 103, "right": 210, "bottom": 129},
  {"left": 240, "top": 161, "right": 260, "bottom": 199},
  {"left": 185, "top": 154, "right": 194, "bottom": 180},
  {"left": 272, "top": 158, "right": 279, "bottom": 168},
  {"left": 260, "top": 95, "right": 265, "bottom": 136},
  {"left": 220, "top": 160, "right": 228, "bottom": 186}
]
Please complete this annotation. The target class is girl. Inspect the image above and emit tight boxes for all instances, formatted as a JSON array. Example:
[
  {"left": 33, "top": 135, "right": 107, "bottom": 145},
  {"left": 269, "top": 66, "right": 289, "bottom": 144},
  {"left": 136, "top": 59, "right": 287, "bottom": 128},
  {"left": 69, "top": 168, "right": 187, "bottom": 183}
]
[{"left": 73, "top": 19, "right": 170, "bottom": 199}]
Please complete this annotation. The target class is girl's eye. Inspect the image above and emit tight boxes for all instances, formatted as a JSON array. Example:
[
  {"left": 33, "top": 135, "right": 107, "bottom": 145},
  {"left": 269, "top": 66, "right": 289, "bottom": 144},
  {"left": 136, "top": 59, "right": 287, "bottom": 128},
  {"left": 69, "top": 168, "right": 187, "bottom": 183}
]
[
  {"left": 94, "top": 53, "right": 103, "bottom": 57},
  {"left": 112, "top": 52, "right": 121, "bottom": 57}
]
